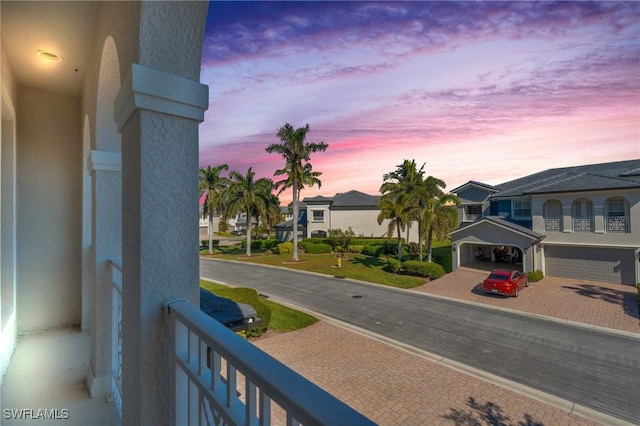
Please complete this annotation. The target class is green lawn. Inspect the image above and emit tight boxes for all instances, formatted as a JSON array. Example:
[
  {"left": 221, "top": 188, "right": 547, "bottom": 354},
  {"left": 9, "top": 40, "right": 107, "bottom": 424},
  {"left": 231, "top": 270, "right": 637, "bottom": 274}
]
[{"left": 202, "top": 240, "right": 453, "bottom": 289}]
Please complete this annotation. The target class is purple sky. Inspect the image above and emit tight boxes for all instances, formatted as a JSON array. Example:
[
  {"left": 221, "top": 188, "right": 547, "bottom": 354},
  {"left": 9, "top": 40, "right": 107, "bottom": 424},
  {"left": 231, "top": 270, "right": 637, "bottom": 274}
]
[{"left": 199, "top": 1, "right": 640, "bottom": 204}]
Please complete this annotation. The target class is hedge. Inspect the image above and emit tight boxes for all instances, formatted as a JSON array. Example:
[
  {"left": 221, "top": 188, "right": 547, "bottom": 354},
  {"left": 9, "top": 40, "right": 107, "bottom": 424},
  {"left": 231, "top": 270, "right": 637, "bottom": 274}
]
[
  {"left": 241, "top": 238, "right": 278, "bottom": 250},
  {"left": 304, "top": 243, "right": 333, "bottom": 254},
  {"left": 348, "top": 245, "right": 364, "bottom": 254},
  {"left": 361, "top": 244, "right": 384, "bottom": 257},
  {"left": 402, "top": 260, "right": 445, "bottom": 279},
  {"left": 386, "top": 258, "right": 402, "bottom": 273},
  {"left": 352, "top": 238, "right": 403, "bottom": 246},
  {"left": 200, "top": 239, "right": 220, "bottom": 248},
  {"left": 526, "top": 270, "right": 544, "bottom": 282}
]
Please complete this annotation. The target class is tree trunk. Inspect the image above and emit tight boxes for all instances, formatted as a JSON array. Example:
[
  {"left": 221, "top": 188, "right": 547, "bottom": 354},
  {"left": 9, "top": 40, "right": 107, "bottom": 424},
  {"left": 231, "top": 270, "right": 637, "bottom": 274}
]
[
  {"left": 208, "top": 212, "right": 214, "bottom": 254},
  {"left": 418, "top": 219, "right": 423, "bottom": 262},
  {"left": 246, "top": 210, "right": 252, "bottom": 257},
  {"left": 292, "top": 184, "right": 300, "bottom": 261},
  {"left": 427, "top": 225, "right": 434, "bottom": 263},
  {"left": 396, "top": 226, "right": 402, "bottom": 261}
]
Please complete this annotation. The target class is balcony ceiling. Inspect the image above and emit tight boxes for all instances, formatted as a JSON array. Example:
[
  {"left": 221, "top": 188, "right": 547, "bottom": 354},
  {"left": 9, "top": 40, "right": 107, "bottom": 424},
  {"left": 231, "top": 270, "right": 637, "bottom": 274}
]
[{"left": 2, "top": 1, "right": 97, "bottom": 96}]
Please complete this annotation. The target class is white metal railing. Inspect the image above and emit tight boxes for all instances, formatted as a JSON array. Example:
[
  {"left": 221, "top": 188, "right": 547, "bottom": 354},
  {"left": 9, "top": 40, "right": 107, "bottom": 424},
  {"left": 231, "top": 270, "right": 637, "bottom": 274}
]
[
  {"left": 605, "top": 216, "right": 630, "bottom": 233},
  {"left": 544, "top": 217, "right": 562, "bottom": 231},
  {"left": 165, "top": 298, "right": 375, "bottom": 426},
  {"left": 572, "top": 217, "right": 593, "bottom": 232},
  {"left": 109, "top": 258, "right": 123, "bottom": 418}
]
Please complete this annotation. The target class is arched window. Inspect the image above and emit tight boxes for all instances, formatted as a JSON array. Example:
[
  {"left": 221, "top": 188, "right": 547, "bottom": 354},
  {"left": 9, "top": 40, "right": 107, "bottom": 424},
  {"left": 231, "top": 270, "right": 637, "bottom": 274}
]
[
  {"left": 543, "top": 200, "right": 562, "bottom": 231},
  {"left": 571, "top": 198, "right": 593, "bottom": 232},
  {"left": 605, "top": 197, "right": 630, "bottom": 233}
]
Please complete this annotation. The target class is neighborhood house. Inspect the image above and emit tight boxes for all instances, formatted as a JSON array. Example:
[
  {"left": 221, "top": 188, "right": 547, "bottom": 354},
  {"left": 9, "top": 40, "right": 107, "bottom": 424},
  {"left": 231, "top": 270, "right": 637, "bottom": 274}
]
[{"left": 449, "top": 160, "right": 640, "bottom": 286}]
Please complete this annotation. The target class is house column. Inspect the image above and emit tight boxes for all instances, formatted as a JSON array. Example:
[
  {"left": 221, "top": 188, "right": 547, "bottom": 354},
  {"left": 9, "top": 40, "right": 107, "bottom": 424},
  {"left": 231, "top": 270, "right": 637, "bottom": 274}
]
[
  {"left": 562, "top": 204, "right": 572, "bottom": 233},
  {"left": 86, "top": 151, "right": 121, "bottom": 398},
  {"left": 593, "top": 203, "right": 605, "bottom": 233},
  {"left": 115, "top": 62, "right": 208, "bottom": 425}
]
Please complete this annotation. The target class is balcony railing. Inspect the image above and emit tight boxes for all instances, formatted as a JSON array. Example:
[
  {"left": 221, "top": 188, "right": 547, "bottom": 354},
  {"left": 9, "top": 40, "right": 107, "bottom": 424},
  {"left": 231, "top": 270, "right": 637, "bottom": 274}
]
[
  {"left": 165, "top": 298, "right": 374, "bottom": 426},
  {"left": 605, "top": 216, "right": 630, "bottom": 233},
  {"left": 572, "top": 217, "right": 593, "bottom": 232},
  {"left": 543, "top": 217, "right": 562, "bottom": 231},
  {"left": 463, "top": 213, "right": 480, "bottom": 222},
  {"left": 109, "top": 259, "right": 123, "bottom": 418}
]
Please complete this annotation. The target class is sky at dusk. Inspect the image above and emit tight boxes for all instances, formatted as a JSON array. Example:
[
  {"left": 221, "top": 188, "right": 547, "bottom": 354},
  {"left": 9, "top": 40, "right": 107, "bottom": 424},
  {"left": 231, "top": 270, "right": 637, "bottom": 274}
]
[{"left": 199, "top": 1, "right": 640, "bottom": 205}]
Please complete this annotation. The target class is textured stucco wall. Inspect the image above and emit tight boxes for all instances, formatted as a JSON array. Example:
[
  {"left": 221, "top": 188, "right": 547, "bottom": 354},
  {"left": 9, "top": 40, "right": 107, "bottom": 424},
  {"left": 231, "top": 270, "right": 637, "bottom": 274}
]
[
  {"left": 531, "top": 189, "right": 640, "bottom": 246},
  {"left": 16, "top": 87, "right": 82, "bottom": 332}
]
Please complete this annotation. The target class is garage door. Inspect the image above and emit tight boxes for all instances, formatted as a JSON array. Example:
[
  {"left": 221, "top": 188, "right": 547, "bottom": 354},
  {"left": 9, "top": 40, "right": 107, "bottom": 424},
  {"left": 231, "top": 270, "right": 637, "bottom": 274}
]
[{"left": 544, "top": 246, "right": 635, "bottom": 285}]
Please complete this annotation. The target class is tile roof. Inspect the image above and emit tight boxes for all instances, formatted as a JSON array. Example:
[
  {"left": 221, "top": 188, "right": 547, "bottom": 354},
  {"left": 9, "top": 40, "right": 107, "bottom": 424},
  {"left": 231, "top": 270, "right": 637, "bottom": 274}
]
[
  {"left": 451, "top": 216, "right": 544, "bottom": 240},
  {"left": 302, "top": 190, "right": 380, "bottom": 207},
  {"left": 493, "top": 159, "right": 640, "bottom": 197}
]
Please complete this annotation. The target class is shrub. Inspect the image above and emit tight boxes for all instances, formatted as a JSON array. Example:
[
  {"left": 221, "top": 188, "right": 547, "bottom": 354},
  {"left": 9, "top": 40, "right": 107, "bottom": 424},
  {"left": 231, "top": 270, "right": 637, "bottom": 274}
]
[
  {"left": 348, "top": 245, "right": 364, "bottom": 254},
  {"left": 241, "top": 238, "right": 279, "bottom": 250},
  {"left": 402, "top": 260, "right": 446, "bottom": 279},
  {"left": 277, "top": 242, "right": 293, "bottom": 254},
  {"left": 201, "top": 239, "right": 220, "bottom": 248},
  {"left": 526, "top": 270, "right": 544, "bottom": 282},
  {"left": 304, "top": 243, "right": 333, "bottom": 254},
  {"left": 264, "top": 249, "right": 273, "bottom": 256},
  {"left": 386, "top": 257, "right": 402, "bottom": 273},
  {"left": 352, "top": 238, "right": 402, "bottom": 246},
  {"left": 361, "top": 244, "right": 384, "bottom": 257}
]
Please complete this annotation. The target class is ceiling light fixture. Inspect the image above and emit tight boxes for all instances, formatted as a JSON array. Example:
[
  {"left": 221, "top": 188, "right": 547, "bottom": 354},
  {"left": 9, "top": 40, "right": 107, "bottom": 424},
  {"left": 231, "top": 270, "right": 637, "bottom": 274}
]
[{"left": 36, "top": 49, "right": 62, "bottom": 62}]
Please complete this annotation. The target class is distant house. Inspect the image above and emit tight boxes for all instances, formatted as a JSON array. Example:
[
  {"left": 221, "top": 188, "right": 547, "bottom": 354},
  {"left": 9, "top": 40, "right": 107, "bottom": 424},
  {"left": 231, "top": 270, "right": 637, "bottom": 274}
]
[
  {"left": 276, "top": 190, "right": 420, "bottom": 242},
  {"left": 450, "top": 160, "right": 640, "bottom": 285}
]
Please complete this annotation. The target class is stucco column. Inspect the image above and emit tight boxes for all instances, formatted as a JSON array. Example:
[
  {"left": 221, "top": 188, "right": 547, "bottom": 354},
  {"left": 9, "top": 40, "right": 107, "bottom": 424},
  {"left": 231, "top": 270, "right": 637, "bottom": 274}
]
[
  {"left": 562, "top": 204, "right": 572, "bottom": 233},
  {"left": 87, "top": 151, "right": 121, "bottom": 397},
  {"left": 115, "top": 63, "right": 208, "bottom": 425}
]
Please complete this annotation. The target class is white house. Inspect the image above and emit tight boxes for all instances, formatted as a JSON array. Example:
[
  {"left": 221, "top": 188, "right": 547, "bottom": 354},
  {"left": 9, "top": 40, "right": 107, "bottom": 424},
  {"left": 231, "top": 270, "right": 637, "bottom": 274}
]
[{"left": 450, "top": 160, "right": 640, "bottom": 285}]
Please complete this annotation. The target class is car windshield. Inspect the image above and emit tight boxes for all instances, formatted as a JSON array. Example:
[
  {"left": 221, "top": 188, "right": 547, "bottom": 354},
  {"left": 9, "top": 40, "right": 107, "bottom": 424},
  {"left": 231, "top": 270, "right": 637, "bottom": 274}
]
[{"left": 488, "top": 273, "right": 509, "bottom": 280}]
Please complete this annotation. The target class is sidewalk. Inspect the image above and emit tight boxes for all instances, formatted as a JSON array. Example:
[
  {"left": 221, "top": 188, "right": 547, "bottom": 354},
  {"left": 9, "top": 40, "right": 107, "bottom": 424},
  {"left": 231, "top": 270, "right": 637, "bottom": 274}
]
[{"left": 252, "top": 269, "right": 639, "bottom": 425}]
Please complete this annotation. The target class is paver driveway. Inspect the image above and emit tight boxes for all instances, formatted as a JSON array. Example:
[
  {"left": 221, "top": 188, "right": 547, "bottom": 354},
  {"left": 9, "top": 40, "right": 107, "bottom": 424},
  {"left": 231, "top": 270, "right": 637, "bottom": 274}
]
[{"left": 413, "top": 268, "right": 639, "bottom": 334}]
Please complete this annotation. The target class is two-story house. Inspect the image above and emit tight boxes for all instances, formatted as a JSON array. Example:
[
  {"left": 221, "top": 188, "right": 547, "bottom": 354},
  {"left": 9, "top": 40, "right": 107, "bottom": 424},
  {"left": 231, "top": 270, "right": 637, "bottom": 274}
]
[{"left": 449, "top": 160, "right": 640, "bottom": 286}]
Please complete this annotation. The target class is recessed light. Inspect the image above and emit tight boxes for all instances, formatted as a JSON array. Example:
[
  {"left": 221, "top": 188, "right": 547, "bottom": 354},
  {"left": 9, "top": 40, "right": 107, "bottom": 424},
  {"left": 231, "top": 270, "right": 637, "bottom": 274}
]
[{"left": 36, "top": 50, "right": 62, "bottom": 62}]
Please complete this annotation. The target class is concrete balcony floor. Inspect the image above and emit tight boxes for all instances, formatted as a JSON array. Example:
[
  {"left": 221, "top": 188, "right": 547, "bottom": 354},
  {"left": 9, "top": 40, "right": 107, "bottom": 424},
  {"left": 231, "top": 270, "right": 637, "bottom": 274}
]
[{"left": 1, "top": 327, "right": 118, "bottom": 425}]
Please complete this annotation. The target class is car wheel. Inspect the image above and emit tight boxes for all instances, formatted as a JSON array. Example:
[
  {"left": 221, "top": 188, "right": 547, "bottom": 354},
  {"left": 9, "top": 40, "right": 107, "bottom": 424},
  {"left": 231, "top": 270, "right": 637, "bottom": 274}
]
[
  {"left": 525, "top": 278, "right": 529, "bottom": 287},
  {"left": 514, "top": 286, "right": 519, "bottom": 297}
]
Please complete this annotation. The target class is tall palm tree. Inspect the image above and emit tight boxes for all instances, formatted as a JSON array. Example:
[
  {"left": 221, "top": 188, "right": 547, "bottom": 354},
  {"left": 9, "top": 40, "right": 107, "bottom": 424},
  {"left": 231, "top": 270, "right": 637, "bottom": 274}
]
[
  {"left": 199, "top": 164, "right": 229, "bottom": 254},
  {"left": 224, "top": 168, "right": 274, "bottom": 257},
  {"left": 424, "top": 193, "right": 460, "bottom": 262},
  {"left": 265, "top": 123, "right": 328, "bottom": 261},
  {"left": 377, "top": 192, "right": 412, "bottom": 260}
]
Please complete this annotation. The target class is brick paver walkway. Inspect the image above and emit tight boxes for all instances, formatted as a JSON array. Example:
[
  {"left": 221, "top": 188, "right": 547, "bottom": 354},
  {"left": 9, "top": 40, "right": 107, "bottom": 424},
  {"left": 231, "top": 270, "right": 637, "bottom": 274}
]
[
  {"left": 255, "top": 322, "right": 601, "bottom": 426},
  {"left": 252, "top": 269, "right": 639, "bottom": 425}
]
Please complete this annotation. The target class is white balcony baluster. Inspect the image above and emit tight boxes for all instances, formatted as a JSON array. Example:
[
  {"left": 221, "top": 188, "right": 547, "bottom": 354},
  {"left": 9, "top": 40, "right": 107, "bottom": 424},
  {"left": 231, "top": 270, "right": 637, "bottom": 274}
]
[
  {"left": 109, "top": 259, "right": 123, "bottom": 418},
  {"left": 605, "top": 216, "right": 629, "bottom": 233},
  {"left": 544, "top": 217, "right": 561, "bottom": 231},
  {"left": 165, "top": 298, "right": 374, "bottom": 426},
  {"left": 572, "top": 217, "right": 593, "bottom": 232}
]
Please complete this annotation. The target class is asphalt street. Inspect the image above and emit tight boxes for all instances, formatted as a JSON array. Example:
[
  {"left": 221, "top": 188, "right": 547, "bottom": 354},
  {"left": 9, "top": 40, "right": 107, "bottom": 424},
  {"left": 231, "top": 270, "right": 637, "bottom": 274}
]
[{"left": 200, "top": 258, "right": 640, "bottom": 424}]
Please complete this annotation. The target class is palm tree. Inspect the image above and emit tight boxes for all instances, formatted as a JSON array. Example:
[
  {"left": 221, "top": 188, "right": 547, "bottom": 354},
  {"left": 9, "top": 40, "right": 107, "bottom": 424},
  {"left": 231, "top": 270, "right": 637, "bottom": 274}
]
[
  {"left": 424, "top": 193, "right": 460, "bottom": 262},
  {"left": 199, "top": 164, "right": 229, "bottom": 254},
  {"left": 224, "top": 168, "right": 274, "bottom": 257},
  {"left": 377, "top": 192, "right": 412, "bottom": 260},
  {"left": 265, "top": 123, "right": 328, "bottom": 261}
]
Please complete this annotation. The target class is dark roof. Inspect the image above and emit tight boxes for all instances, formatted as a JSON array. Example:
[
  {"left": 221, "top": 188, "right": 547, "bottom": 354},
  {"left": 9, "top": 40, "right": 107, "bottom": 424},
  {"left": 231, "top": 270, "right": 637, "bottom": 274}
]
[
  {"left": 492, "top": 159, "right": 640, "bottom": 197},
  {"left": 450, "top": 180, "right": 500, "bottom": 194},
  {"left": 302, "top": 190, "right": 380, "bottom": 207},
  {"left": 451, "top": 216, "right": 544, "bottom": 240},
  {"left": 332, "top": 190, "right": 379, "bottom": 207}
]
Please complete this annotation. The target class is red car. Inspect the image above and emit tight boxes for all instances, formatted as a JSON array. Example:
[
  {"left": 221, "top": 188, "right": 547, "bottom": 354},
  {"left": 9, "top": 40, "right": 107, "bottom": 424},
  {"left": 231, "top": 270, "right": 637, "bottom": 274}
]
[{"left": 482, "top": 269, "right": 528, "bottom": 297}]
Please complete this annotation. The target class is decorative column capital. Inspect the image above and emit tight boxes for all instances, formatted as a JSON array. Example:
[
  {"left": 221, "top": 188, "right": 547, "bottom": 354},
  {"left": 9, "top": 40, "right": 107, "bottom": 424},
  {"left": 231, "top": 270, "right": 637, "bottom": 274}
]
[
  {"left": 87, "top": 150, "right": 122, "bottom": 175},
  {"left": 114, "top": 63, "right": 209, "bottom": 131}
]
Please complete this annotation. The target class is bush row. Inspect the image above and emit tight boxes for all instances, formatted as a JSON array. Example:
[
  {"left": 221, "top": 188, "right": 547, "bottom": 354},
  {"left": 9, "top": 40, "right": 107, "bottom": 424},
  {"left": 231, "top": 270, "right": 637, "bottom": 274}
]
[
  {"left": 526, "top": 270, "right": 544, "bottom": 282},
  {"left": 385, "top": 259, "right": 445, "bottom": 279},
  {"left": 200, "top": 239, "right": 220, "bottom": 248},
  {"left": 240, "top": 238, "right": 279, "bottom": 250}
]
